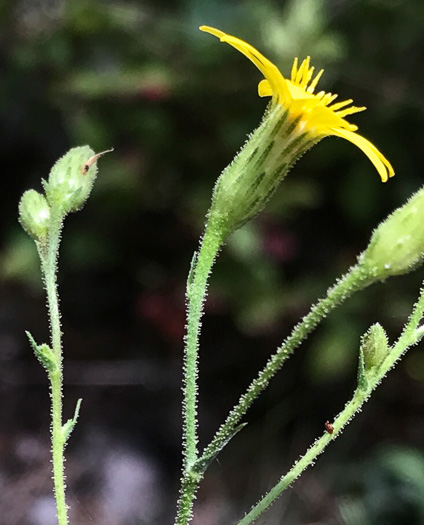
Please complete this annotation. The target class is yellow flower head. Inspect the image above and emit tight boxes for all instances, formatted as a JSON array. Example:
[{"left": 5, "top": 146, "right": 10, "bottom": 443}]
[{"left": 200, "top": 25, "right": 394, "bottom": 182}]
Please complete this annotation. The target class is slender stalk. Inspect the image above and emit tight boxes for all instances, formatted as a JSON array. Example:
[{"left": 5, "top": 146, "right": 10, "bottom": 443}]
[
  {"left": 198, "top": 264, "right": 372, "bottom": 469},
  {"left": 49, "top": 370, "right": 67, "bottom": 524},
  {"left": 237, "top": 283, "right": 424, "bottom": 525},
  {"left": 182, "top": 221, "right": 224, "bottom": 466},
  {"left": 175, "top": 220, "right": 224, "bottom": 524},
  {"left": 39, "top": 213, "right": 68, "bottom": 525}
]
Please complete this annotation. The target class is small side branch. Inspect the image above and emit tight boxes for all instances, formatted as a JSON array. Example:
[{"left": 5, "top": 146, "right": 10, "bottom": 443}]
[{"left": 237, "top": 282, "right": 424, "bottom": 525}]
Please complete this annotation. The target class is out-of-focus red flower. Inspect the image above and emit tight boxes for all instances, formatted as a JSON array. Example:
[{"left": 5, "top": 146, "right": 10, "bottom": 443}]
[
  {"left": 262, "top": 227, "right": 298, "bottom": 262},
  {"left": 136, "top": 291, "right": 185, "bottom": 343}
]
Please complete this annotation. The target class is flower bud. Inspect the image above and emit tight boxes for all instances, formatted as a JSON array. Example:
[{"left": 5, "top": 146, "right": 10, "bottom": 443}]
[
  {"left": 19, "top": 190, "right": 51, "bottom": 241},
  {"left": 44, "top": 146, "right": 107, "bottom": 214},
  {"left": 360, "top": 187, "right": 424, "bottom": 279},
  {"left": 360, "top": 323, "right": 388, "bottom": 370},
  {"left": 207, "top": 106, "right": 318, "bottom": 236}
]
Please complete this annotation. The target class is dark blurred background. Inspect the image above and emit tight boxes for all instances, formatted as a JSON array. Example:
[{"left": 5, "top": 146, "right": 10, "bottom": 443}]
[{"left": 1, "top": 0, "right": 424, "bottom": 524}]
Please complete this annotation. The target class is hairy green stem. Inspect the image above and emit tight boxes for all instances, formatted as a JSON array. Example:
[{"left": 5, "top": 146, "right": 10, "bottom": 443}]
[
  {"left": 198, "top": 264, "right": 372, "bottom": 470},
  {"left": 39, "top": 213, "right": 68, "bottom": 525},
  {"left": 182, "top": 221, "right": 224, "bottom": 466},
  {"left": 237, "top": 282, "right": 424, "bottom": 525},
  {"left": 176, "top": 220, "right": 224, "bottom": 524},
  {"left": 175, "top": 473, "right": 202, "bottom": 525},
  {"left": 50, "top": 370, "right": 67, "bottom": 525}
]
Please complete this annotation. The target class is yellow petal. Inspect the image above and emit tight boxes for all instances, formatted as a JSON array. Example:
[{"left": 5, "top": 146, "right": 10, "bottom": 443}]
[
  {"left": 329, "top": 99, "right": 354, "bottom": 111},
  {"left": 332, "top": 128, "right": 395, "bottom": 182},
  {"left": 200, "top": 25, "right": 291, "bottom": 102},
  {"left": 301, "top": 65, "right": 315, "bottom": 89},
  {"left": 336, "top": 106, "right": 366, "bottom": 118},
  {"left": 306, "top": 68, "right": 324, "bottom": 93},
  {"left": 258, "top": 79, "right": 273, "bottom": 97},
  {"left": 291, "top": 57, "right": 299, "bottom": 82}
]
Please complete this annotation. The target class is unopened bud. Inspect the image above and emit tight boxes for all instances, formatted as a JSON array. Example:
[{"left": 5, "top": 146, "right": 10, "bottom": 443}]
[
  {"left": 19, "top": 190, "right": 51, "bottom": 241},
  {"left": 360, "top": 323, "right": 388, "bottom": 370},
  {"left": 44, "top": 146, "right": 112, "bottom": 214},
  {"left": 360, "top": 187, "right": 424, "bottom": 279}
]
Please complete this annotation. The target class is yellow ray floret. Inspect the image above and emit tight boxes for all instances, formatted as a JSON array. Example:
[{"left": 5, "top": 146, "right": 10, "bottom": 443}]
[{"left": 200, "top": 25, "right": 394, "bottom": 182}]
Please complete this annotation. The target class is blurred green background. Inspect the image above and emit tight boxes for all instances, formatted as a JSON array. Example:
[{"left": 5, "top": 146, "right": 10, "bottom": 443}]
[{"left": 1, "top": 0, "right": 424, "bottom": 523}]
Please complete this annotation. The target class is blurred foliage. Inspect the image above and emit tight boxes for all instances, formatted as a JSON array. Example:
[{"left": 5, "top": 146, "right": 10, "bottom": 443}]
[
  {"left": 0, "top": 0, "right": 424, "bottom": 523},
  {"left": 339, "top": 446, "right": 424, "bottom": 525}
]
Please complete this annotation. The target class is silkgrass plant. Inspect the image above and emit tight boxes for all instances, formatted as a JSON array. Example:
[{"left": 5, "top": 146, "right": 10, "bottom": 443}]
[
  {"left": 174, "top": 27, "right": 424, "bottom": 525},
  {"left": 18, "top": 146, "right": 111, "bottom": 525},
  {"left": 15, "top": 26, "right": 424, "bottom": 525}
]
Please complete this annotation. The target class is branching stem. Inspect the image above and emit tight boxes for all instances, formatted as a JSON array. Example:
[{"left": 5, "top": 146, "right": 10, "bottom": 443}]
[
  {"left": 176, "top": 249, "right": 372, "bottom": 524},
  {"left": 237, "top": 282, "right": 424, "bottom": 525},
  {"left": 198, "top": 264, "right": 371, "bottom": 470}
]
